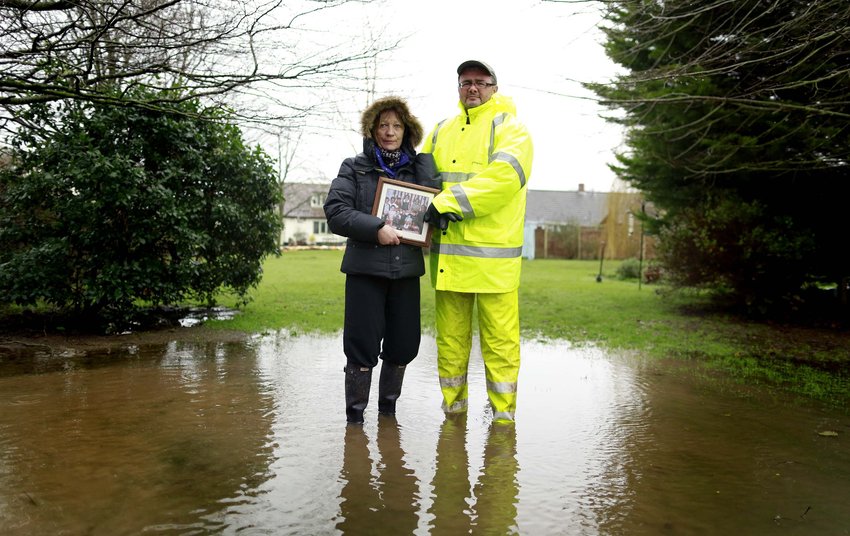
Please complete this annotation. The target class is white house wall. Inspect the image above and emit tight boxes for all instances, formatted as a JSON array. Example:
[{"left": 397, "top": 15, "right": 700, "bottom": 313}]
[{"left": 281, "top": 217, "right": 345, "bottom": 246}]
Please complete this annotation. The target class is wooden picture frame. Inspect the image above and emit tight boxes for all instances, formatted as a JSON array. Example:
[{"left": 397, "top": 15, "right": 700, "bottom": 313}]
[{"left": 372, "top": 177, "right": 441, "bottom": 247}]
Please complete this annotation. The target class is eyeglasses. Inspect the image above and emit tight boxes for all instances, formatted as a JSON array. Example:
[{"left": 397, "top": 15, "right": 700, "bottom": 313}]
[{"left": 458, "top": 80, "right": 496, "bottom": 89}]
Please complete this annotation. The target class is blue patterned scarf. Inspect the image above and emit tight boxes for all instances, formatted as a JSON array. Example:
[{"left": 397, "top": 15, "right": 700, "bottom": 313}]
[{"left": 375, "top": 146, "right": 410, "bottom": 178}]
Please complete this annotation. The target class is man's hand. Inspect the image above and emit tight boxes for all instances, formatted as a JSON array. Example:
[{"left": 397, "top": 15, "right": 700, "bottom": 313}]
[{"left": 424, "top": 203, "right": 463, "bottom": 230}]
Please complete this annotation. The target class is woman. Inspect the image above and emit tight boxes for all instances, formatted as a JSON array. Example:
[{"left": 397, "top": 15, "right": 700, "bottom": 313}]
[{"left": 324, "top": 96, "right": 440, "bottom": 424}]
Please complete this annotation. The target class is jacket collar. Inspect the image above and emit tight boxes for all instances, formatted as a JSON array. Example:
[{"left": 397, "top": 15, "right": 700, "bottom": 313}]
[{"left": 458, "top": 93, "right": 517, "bottom": 122}]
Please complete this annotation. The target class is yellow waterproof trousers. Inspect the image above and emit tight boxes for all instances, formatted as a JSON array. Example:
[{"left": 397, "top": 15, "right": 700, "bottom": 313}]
[{"left": 435, "top": 290, "right": 520, "bottom": 423}]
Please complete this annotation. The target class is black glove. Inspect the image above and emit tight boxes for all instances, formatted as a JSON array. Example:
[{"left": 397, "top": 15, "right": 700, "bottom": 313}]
[
  {"left": 423, "top": 203, "right": 441, "bottom": 225},
  {"left": 424, "top": 203, "right": 463, "bottom": 230}
]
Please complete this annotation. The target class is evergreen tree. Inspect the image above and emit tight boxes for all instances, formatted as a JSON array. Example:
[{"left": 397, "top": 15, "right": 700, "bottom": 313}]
[{"left": 591, "top": 0, "right": 850, "bottom": 315}]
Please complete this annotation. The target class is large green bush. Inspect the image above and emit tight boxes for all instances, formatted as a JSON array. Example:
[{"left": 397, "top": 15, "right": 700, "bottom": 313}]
[
  {"left": 0, "top": 91, "right": 280, "bottom": 324},
  {"left": 655, "top": 197, "right": 815, "bottom": 314}
]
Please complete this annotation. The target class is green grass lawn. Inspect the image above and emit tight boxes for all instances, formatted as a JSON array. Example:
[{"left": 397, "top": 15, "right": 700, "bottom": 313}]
[
  {"left": 3, "top": 249, "right": 845, "bottom": 407},
  {"left": 209, "top": 249, "right": 850, "bottom": 409},
  {"left": 209, "top": 250, "right": 759, "bottom": 358}
]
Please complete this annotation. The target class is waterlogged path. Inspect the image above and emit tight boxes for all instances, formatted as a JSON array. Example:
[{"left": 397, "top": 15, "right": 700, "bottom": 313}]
[{"left": 1, "top": 331, "right": 848, "bottom": 535}]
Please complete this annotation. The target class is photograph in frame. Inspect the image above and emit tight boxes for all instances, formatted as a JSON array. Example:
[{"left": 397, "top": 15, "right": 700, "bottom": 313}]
[{"left": 372, "top": 177, "right": 441, "bottom": 247}]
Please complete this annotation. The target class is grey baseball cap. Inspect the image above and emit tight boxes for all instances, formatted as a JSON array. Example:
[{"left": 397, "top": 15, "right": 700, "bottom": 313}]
[{"left": 457, "top": 60, "right": 497, "bottom": 84}]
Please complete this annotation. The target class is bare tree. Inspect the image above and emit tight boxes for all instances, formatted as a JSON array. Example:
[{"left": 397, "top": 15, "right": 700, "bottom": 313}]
[
  {"left": 0, "top": 0, "right": 390, "bottom": 135},
  {"left": 274, "top": 128, "right": 304, "bottom": 248}
]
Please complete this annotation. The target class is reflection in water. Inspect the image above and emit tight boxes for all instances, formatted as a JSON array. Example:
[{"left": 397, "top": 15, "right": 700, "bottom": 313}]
[
  {"left": 338, "top": 425, "right": 382, "bottom": 532},
  {"left": 429, "top": 414, "right": 519, "bottom": 535},
  {"left": 0, "top": 339, "right": 276, "bottom": 535},
  {"left": 475, "top": 423, "right": 519, "bottom": 534},
  {"left": 430, "top": 414, "right": 474, "bottom": 534},
  {"left": 1, "top": 333, "right": 849, "bottom": 535},
  {"left": 337, "top": 416, "right": 419, "bottom": 534},
  {"left": 374, "top": 416, "right": 420, "bottom": 533}
]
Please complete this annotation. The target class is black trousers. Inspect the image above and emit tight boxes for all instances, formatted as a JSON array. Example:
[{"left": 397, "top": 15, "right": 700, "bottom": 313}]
[{"left": 344, "top": 274, "right": 421, "bottom": 368}]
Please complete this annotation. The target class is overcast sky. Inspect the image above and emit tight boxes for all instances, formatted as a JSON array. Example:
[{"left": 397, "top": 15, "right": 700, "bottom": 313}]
[{"left": 271, "top": 0, "right": 625, "bottom": 193}]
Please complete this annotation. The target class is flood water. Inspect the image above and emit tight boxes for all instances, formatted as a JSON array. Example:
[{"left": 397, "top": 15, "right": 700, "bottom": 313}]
[{"left": 1, "top": 331, "right": 848, "bottom": 535}]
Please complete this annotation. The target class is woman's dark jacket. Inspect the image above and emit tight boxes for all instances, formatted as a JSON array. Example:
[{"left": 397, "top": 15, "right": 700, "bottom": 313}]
[{"left": 324, "top": 137, "right": 440, "bottom": 279}]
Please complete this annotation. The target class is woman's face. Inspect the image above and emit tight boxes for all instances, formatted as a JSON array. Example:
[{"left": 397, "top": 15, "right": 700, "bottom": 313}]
[{"left": 375, "top": 110, "right": 404, "bottom": 151}]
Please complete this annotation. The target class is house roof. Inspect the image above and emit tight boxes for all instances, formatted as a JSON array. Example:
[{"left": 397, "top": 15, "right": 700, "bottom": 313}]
[
  {"left": 283, "top": 182, "right": 330, "bottom": 219},
  {"left": 525, "top": 189, "right": 608, "bottom": 226}
]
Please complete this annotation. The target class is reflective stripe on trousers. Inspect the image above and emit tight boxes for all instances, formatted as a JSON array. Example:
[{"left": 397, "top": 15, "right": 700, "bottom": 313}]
[{"left": 435, "top": 289, "right": 520, "bottom": 422}]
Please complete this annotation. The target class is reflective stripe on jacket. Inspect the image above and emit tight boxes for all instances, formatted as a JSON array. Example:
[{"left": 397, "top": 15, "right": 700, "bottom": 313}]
[{"left": 422, "top": 93, "right": 534, "bottom": 293}]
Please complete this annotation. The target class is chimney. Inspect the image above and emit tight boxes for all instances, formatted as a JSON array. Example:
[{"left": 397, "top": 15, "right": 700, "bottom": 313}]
[{"left": 578, "top": 183, "right": 585, "bottom": 192}]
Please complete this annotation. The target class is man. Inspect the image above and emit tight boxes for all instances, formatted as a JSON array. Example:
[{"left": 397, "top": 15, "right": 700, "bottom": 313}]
[{"left": 422, "top": 60, "right": 534, "bottom": 424}]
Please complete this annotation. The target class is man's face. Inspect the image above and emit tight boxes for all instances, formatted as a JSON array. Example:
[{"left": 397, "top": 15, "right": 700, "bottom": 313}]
[{"left": 458, "top": 68, "right": 497, "bottom": 109}]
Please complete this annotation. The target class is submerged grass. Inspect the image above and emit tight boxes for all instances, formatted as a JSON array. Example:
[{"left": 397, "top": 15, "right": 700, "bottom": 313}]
[{"left": 208, "top": 249, "right": 850, "bottom": 409}]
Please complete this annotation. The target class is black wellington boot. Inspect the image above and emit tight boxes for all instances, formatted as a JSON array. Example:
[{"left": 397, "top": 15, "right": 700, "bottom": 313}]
[
  {"left": 345, "top": 363, "right": 373, "bottom": 424},
  {"left": 378, "top": 363, "right": 406, "bottom": 415}
]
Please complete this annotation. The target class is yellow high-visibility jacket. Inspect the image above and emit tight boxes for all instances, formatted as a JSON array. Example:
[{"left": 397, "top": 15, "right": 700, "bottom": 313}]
[{"left": 422, "top": 93, "right": 534, "bottom": 293}]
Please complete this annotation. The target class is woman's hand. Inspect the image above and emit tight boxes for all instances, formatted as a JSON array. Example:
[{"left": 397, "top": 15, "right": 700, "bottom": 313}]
[{"left": 377, "top": 224, "right": 402, "bottom": 246}]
